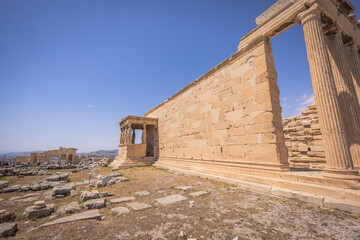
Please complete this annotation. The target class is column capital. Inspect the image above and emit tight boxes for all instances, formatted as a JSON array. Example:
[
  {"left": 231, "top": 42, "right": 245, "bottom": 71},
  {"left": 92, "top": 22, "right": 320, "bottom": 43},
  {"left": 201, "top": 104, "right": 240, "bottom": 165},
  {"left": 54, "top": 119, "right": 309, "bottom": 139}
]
[{"left": 297, "top": 4, "right": 322, "bottom": 26}]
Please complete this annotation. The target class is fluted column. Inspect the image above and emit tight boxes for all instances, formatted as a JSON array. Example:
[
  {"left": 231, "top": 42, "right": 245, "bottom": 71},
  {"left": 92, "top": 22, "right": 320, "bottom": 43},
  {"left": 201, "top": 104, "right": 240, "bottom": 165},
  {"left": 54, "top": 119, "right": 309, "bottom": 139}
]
[
  {"left": 347, "top": 44, "right": 360, "bottom": 169},
  {"left": 298, "top": 5, "right": 359, "bottom": 180},
  {"left": 347, "top": 44, "right": 360, "bottom": 105},
  {"left": 326, "top": 29, "right": 360, "bottom": 169}
]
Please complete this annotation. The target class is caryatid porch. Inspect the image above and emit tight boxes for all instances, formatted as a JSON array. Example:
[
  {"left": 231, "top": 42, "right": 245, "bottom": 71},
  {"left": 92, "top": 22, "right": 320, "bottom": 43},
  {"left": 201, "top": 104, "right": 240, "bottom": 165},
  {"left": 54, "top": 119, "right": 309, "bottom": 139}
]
[{"left": 110, "top": 116, "right": 159, "bottom": 169}]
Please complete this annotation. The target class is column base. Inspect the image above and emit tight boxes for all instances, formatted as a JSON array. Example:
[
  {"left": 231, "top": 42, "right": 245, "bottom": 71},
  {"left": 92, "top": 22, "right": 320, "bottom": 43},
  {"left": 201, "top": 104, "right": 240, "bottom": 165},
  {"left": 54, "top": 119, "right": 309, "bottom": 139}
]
[{"left": 323, "top": 169, "right": 360, "bottom": 180}]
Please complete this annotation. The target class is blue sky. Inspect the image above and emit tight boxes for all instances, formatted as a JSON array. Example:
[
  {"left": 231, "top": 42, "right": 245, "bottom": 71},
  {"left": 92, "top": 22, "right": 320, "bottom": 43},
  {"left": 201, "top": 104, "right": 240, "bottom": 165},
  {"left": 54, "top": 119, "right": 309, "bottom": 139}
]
[{"left": 0, "top": 0, "right": 359, "bottom": 153}]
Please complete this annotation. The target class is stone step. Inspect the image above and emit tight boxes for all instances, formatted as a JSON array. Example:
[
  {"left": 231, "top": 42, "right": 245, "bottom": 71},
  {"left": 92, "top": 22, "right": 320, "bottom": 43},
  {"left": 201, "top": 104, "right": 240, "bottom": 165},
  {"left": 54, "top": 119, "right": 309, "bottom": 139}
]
[
  {"left": 154, "top": 162, "right": 360, "bottom": 215},
  {"left": 155, "top": 159, "right": 360, "bottom": 203}
]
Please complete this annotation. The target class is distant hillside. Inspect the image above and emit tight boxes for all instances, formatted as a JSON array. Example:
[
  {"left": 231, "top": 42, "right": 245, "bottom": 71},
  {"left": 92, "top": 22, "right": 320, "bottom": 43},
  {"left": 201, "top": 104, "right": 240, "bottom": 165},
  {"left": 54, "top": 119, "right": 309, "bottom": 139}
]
[
  {"left": 0, "top": 149, "right": 118, "bottom": 162},
  {"left": 0, "top": 151, "right": 41, "bottom": 162},
  {"left": 78, "top": 149, "right": 118, "bottom": 158},
  {"left": 2, "top": 151, "right": 41, "bottom": 157}
]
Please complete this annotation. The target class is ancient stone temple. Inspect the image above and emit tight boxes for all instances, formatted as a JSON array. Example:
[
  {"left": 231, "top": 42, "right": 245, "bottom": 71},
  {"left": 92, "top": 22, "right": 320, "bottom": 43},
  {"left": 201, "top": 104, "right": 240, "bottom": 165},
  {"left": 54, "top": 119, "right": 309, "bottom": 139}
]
[
  {"left": 115, "top": 0, "right": 360, "bottom": 210},
  {"left": 110, "top": 116, "right": 158, "bottom": 169},
  {"left": 29, "top": 147, "right": 78, "bottom": 165}
]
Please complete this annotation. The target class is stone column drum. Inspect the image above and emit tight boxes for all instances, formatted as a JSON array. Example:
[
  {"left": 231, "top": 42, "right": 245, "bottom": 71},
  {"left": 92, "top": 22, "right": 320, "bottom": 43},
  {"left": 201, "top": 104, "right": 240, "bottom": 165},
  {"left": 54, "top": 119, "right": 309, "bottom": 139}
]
[{"left": 298, "top": 5, "right": 360, "bottom": 180}]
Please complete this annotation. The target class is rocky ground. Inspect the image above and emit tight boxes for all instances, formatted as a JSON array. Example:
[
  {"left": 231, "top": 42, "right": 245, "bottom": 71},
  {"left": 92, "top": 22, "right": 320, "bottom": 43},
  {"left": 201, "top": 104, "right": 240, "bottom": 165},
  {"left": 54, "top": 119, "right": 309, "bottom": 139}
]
[{"left": 0, "top": 166, "right": 359, "bottom": 240}]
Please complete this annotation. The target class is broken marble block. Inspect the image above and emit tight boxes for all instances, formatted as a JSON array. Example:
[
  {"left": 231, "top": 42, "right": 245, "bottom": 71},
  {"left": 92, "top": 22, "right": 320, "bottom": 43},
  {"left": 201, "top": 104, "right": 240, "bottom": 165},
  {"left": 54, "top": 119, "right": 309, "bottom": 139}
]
[
  {"left": 0, "top": 210, "right": 16, "bottom": 223},
  {"left": 84, "top": 198, "right": 106, "bottom": 209},
  {"left": 22, "top": 201, "right": 54, "bottom": 218},
  {"left": 0, "top": 181, "right": 9, "bottom": 190},
  {"left": 2, "top": 185, "right": 20, "bottom": 193},
  {"left": 0, "top": 222, "right": 17, "bottom": 238},
  {"left": 46, "top": 172, "right": 69, "bottom": 182},
  {"left": 57, "top": 201, "right": 82, "bottom": 214},
  {"left": 80, "top": 190, "right": 100, "bottom": 202},
  {"left": 51, "top": 183, "right": 75, "bottom": 197}
]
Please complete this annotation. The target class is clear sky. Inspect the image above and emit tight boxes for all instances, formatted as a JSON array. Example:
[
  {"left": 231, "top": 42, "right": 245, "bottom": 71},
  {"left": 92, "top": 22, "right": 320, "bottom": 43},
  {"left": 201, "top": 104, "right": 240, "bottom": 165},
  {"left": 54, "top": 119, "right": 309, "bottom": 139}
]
[{"left": 0, "top": 0, "right": 359, "bottom": 153}]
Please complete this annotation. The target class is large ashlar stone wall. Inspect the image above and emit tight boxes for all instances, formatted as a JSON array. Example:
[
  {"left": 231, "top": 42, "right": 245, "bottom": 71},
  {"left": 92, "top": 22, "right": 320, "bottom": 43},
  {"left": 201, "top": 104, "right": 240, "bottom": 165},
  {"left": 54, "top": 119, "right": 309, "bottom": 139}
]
[
  {"left": 283, "top": 103, "right": 326, "bottom": 169},
  {"left": 145, "top": 37, "right": 289, "bottom": 172}
]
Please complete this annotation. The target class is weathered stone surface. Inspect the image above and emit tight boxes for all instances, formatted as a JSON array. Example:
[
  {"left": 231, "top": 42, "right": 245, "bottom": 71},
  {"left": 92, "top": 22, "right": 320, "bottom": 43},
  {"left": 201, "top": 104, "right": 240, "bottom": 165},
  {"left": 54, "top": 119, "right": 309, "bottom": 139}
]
[
  {"left": 0, "top": 181, "right": 9, "bottom": 190},
  {"left": 84, "top": 198, "right": 106, "bottom": 209},
  {"left": 189, "top": 191, "right": 208, "bottom": 197},
  {"left": 114, "top": 176, "right": 129, "bottom": 182},
  {"left": 110, "top": 207, "right": 129, "bottom": 215},
  {"left": 19, "top": 185, "right": 30, "bottom": 192},
  {"left": 40, "top": 183, "right": 51, "bottom": 190},
  {"left": 110, "top": 197, "right": 135, "bottom": 204},
  {"left": 38, "top": 210, "right": 101, "bottom": 228},
  {"left": 175, "top": 186, "right": 192, "bottom": 190},
  {"left": 135, "top": 191, "right": 150, "bottom": 197},
  {"left": 101, "top": 173, "right": 122, "bottom": 186},
  {"left": 46, "top": 172, "right": 69, "bottom": 182},
  {"left": 70, "top": 189, "right": 78, "bottom": 197},
  {"left": 0, "top": 222, "right": 17, "bottom": 238},
  {"left": 101, "top": 191, "right": 108, "bottom": 197},
  {"left": 255, "top": 0, "right": 296, "bottom": 25},
  {"left": 9, "top": 196, "right": 21, "bottom": 201},
  {"left": 57, "top": 202, "right": 81, "bottom": 214},
  {"left": 52, "top": 183, "right": 75, "bottom": 197},
  {"left": 0, "top": 210, "right": 16, "bottom": 223},
  {"left": 23, "top": 203, "right": 54, "bottom": 218},
  {"left": 23, "top": 193, "right": 40, "bottom": 198},
  {"left": 107, "top": 179, "right": 115, "bottom": 185},
  {"left": 95, "top": 180, "right": 103, "bottom": 188},
  {"left": 34, "top": 201, "right": 46, "bottom": 208},
  {"left": 80, "top": 190, "right": 100, "bottom": 202},
  {"left": 127, "top": 202, "right": 152, "bottom": 211},
  {"left": 3, "top": 185, "right": 20, "bottom": 193},
  {"left": 30, "top": 184, "right": 41, "bottom": 191},
  {"left": 155, "top": 194, "right": 188, "bottom": 205}
]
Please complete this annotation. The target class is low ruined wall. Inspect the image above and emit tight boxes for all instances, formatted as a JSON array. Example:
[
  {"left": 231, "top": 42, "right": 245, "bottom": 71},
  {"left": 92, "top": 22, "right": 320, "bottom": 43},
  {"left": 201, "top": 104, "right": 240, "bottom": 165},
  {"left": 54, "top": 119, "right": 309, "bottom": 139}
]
[
  {"left": 145, "top": 37, "right": 289, "bottom": 172},
  {"left": 14, "top": 156, "right": 30, "bottom": 164},
  {"left": 282, "top": 104, "right": 326, "bottom": 169}
]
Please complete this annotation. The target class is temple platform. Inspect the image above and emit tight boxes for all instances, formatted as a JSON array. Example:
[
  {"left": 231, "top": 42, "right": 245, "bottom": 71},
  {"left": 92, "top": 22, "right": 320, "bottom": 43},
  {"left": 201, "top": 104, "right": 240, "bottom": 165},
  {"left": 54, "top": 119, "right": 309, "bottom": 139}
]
[{"left": 154, "top": 158, "right": 360, "bottom": 214}]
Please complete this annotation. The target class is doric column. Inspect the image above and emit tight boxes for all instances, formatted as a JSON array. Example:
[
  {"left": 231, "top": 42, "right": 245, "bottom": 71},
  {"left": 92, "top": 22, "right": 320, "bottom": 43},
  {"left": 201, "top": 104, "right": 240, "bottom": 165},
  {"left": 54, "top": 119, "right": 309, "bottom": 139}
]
[
  {"left": 326, "top": 28, "right": 360, "bottom": 169},
  {"left": 297, "top": 5, "right": 360, "bottom": 180},
  {"left": 347, "top": 44, "right": 360, "bottom": 169},
  {"left": 142, "top": 124, "right": 147, "bottom": 144},
  {"left": 346, "top": 44, "right": 360, "bottom": 105}
]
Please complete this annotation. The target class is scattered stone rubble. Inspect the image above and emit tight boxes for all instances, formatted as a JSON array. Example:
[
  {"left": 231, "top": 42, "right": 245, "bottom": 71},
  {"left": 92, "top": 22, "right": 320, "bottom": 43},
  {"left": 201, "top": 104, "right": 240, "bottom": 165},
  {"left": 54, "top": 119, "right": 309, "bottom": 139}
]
[
  {"left": 46, "top": 172, "right": 69, "bottom": 182},
  {"left": 37, "top": 210, "right": 101, "bottom": 229},
  {"left": 57, "top": 202, "right": 82, "bottom": 215},
  {"left": 94, "top": 173, "right": 125, "bottom": 188},
  {"left": 0, "top": 210, "right": 16, "bottom": 223},
  {"left": 0, "top": 165, "right": 76, "bottom": 178},
  {"left": 51, "top": 183, "right": 75, "bottom": 198},
  {"left": 282, "top": 103, "right": 326, "bottom": 169},
  {"left": 0, "top": 222, "right": 17, "bottom": 238},
  {"left": 80, "top": 190, "right": 100, "bottom": 202},
  {"left": 84, "top": 198, "right": 106, "bottom": 209},
  {"left": 98, "top": 157, "right": 114, "bottom": 167},
  {"left": 22, "top": 201, "right": 54, "bottom": 218},
  {"left": 0, "top": 181, "right": 9, "bottom": 191},
  {"left": 135, "top": 191, "right": 150, "bottom": 197}
]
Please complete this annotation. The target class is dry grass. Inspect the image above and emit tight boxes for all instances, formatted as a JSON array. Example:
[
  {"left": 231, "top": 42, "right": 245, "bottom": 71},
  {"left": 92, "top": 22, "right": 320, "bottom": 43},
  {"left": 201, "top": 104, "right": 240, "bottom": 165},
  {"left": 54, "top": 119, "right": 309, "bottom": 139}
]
[{"left": 0, "top": 166, "right": 358, "bottom": 240}]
